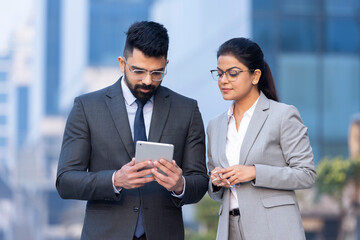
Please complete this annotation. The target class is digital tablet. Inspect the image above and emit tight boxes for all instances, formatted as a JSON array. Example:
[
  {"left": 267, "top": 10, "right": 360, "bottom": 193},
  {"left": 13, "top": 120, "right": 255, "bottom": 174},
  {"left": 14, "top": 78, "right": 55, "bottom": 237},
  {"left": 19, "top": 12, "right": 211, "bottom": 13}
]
[{"left": 135, "top": 141, "right": 174, "bottom": 176}]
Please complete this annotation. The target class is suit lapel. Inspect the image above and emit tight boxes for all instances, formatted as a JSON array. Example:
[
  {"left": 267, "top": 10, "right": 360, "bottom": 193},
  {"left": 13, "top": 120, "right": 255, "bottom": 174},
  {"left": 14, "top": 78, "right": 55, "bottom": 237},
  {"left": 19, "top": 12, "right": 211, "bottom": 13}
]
[
  {"left": 240, "top": 92, "right": 270, "bottom": 165},
  {"left": 148, "top": 86, "right": 170, "bottom": 142},
  {"left": 218, "top": 113, "right": 230, "bottom": 168},
  {"left": 104, "top": 78, "right": 135, "bottom": 158}
]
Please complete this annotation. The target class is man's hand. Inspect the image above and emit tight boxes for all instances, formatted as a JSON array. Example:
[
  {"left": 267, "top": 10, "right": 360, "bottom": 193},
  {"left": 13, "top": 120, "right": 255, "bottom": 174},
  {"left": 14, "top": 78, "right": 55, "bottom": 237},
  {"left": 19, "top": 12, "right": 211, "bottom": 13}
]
[
  {"left": 114, "top": 158, "right": 155, "bottom": 189},
  {"left": 152, "top": 159, "right": 184, "bottom": 194}
]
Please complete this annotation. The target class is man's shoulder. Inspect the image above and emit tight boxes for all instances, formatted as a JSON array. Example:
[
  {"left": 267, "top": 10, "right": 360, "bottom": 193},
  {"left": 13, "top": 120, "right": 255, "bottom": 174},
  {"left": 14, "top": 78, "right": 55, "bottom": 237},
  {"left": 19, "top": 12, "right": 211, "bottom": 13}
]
[
  {"left": 75, "top": 80, "right": 120, "bottom": 102},
  {"left": 159, "top": 86, "right": 196, "bottom": 104}
]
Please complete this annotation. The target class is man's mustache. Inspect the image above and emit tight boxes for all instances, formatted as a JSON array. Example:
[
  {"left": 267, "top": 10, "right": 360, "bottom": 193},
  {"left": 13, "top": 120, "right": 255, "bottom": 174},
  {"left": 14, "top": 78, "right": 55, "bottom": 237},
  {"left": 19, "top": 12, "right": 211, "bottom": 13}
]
[{"left": 135, "top": 84, "right": 156, "bottom": 91}]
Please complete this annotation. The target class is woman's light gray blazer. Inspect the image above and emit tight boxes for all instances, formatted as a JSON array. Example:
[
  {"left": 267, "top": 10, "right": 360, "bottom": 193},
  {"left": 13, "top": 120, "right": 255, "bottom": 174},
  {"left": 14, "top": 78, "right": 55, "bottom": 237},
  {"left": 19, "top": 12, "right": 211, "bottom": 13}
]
[{"left": 207, "top": 92, "right": 317, "bottom": 240}]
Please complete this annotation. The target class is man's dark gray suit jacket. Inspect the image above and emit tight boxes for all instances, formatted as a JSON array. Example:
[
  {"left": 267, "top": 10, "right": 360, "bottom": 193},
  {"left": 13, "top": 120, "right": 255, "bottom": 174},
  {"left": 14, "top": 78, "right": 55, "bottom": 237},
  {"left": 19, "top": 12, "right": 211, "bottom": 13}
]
[{"left": 56, "top": 79, "right": 208, "bottom": 240}]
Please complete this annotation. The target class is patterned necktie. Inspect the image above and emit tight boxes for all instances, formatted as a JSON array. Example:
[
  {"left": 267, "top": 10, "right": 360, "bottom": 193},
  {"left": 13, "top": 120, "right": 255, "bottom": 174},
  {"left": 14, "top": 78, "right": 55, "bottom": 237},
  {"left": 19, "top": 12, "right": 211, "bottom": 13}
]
[{"left": 134, "top": 99, "right": 147, "bottom": 237}]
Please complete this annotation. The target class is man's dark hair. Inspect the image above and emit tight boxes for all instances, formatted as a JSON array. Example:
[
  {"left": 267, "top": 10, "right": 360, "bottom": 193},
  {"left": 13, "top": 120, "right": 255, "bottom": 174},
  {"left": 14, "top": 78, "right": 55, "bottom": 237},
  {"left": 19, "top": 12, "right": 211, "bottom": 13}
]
[{"left": 124, "top": 21, "right": 169, "bottom": 59}]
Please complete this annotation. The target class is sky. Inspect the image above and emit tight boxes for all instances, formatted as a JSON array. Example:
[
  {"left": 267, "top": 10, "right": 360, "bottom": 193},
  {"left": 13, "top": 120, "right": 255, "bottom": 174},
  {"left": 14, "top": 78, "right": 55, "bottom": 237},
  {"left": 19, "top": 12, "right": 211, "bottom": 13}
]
[{"left": 0, "top": 0, "right": 32, "bottom": 53}]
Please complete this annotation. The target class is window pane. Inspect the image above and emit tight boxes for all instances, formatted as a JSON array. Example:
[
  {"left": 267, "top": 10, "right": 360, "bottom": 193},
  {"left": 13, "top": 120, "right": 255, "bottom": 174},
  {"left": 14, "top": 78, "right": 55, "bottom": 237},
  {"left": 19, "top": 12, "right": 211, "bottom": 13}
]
[
  {"left": 253, "top": 19, "right": 276, "bottom": 52},
  {"left": 278, "top": 54, "right": 318, "bottom": 127},
  {"left": 253, "top": 0, "right": 276, "bottom": 12},
  {"left": 323, "top": 56, "right": 360, "bottom": 140},
  {"left": 278, "top": 54, "right": 320, "bottom": 162},
  {"left": 89, "top": 0, "right": 153, "bottom": 66},
  {"left": 325, "top": 0, "right": 360, "bottom": 16},
  {"left": 279, "top": 0, "right": 318, "bottom": 14},
  {"left": 326, "top": 19, "right": 359, "bottom": 53},
  {"left": 0, "top": 116, "right": 6, "bottom": 125},
  {"left": 0, "top": 72, "right": 7, "bottom": 82},
  {"left": 280, "top": 19, "right": 317, "bottom": 52},
  {"left": 0, "top": 94, "right": 6, "bottom": 103},
  {"left": 0, "top": 138, "right": 6, "bottom": 147}
]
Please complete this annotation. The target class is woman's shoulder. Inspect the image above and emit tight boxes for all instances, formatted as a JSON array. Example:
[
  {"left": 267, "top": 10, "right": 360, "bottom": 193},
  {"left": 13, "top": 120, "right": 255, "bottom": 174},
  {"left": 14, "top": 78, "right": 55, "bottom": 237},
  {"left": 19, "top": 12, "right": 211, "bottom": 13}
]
[
  {"left": 269, "top": 99, "right": 299, "bottom": 114},
  {"left": 209, "top": 111, "right": 227, "bottom": 124},
  {"left": 207, "top": 111, "right": 227, "bottom": 132}
]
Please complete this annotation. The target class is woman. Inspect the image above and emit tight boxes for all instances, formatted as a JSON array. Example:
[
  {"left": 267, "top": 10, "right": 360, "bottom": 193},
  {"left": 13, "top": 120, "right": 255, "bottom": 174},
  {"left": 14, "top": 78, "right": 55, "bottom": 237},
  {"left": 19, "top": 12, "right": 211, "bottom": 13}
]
[{"left": 207, "top": 37, "right": 316, "bottom": 240}]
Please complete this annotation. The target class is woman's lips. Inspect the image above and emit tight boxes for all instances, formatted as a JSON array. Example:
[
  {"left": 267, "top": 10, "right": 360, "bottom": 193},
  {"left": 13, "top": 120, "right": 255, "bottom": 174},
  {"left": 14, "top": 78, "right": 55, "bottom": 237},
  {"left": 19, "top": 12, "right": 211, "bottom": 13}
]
[{"left": 222, "top": 88, "right": 232, "bottom": 93}]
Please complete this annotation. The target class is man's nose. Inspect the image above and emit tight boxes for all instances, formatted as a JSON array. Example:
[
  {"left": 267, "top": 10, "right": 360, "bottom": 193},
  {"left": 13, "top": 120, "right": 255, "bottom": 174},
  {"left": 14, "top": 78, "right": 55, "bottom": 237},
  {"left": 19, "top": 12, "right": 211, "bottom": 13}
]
[{"left": 142, "top": 73, "right": 152, "bottom": 85}]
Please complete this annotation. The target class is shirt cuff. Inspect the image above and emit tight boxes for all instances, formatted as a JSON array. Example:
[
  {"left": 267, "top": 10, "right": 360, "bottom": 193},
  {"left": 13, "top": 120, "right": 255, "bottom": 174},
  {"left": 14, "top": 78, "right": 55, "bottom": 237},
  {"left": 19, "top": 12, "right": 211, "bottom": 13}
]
[
  {"left": 171, "top": 176, "right": 186, "bottom": 198},
  {"left": 112, "top": 171, "right": 122, "bottom": 194}
]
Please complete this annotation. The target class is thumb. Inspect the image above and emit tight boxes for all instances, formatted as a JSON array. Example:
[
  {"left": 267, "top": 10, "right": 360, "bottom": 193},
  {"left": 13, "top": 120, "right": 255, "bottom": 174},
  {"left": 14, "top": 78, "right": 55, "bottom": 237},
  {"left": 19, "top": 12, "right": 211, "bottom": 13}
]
[{"left": 126, "top": 158, "right": 135, "bottom": 166}]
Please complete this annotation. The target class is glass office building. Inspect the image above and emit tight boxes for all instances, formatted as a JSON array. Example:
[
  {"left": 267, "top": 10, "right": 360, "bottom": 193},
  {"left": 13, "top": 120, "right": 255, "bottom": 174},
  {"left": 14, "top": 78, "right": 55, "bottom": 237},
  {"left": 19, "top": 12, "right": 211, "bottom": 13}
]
[
  {"left": 252, "top": 0, "right": 360, "bottom": 163},
  {"left": 88, "top": 0, "right": 154, "bottom": 66}
]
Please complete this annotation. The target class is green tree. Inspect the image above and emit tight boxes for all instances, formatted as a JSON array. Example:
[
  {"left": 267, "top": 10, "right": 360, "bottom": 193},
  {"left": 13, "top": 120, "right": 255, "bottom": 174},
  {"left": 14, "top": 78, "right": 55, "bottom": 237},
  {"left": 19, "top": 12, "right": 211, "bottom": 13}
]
[{"left": 185, "top": 194, "right": 220, "bottom": 240}]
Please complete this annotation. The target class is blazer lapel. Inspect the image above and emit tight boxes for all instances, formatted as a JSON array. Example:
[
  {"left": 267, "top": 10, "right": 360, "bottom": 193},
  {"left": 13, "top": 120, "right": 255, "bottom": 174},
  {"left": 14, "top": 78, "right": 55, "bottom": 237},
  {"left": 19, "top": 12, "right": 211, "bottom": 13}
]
[
  {"left": 218, "top": 113, "right": 230, "bottom": 168},
  {"left": 104, "top": 78, "right": 135, "bottom": 158},
  {"left": 240, "top": 92, "right": 270, "bottom": 165},
  {"left": 148, "top": 86, "right": 170, "bottom": 142}
]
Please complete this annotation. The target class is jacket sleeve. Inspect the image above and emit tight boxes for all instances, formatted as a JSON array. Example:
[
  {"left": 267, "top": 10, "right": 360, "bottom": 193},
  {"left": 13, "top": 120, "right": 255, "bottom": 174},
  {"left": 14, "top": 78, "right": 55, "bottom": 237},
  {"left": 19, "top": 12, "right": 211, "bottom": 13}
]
[
  {"left": 56, "top": 97, "right": 121, "bottom": 201},
  {"left": 206, "top": 120, "right": 225, "bottom": 202},
  {"left": 253, "top": 105, "right": 317, "bottom": 190},
  {"left": 172, "top": 101, "right": 209, "bottom": 207}
]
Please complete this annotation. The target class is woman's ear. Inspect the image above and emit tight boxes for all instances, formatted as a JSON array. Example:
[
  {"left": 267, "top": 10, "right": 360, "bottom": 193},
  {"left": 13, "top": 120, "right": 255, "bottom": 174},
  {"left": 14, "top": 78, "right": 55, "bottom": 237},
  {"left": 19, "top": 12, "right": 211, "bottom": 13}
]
[{"left": 252, "top": 69, "right": 261, "bottom": 85}]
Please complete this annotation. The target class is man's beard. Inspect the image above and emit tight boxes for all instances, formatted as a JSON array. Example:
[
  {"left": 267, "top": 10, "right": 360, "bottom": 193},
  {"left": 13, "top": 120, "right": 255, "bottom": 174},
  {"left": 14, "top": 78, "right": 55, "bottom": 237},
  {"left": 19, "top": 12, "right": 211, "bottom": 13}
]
[{"left": 124, "top": 73, "right": 159, "bottom": 103}]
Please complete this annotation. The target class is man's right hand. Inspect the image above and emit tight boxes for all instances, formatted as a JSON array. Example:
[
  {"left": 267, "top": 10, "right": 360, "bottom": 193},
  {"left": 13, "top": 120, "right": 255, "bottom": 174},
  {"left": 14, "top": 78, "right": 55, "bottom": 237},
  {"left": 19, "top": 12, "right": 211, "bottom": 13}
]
[{"left": 114, "top": 158, "right": 155, "bottom": 189}]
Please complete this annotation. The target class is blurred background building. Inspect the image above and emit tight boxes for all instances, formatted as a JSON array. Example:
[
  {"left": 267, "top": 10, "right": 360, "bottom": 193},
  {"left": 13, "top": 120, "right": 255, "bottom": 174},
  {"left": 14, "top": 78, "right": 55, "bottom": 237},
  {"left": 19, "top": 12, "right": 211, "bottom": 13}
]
[{"left": 0, "top": 0, "right": 359, "bottom": 239}]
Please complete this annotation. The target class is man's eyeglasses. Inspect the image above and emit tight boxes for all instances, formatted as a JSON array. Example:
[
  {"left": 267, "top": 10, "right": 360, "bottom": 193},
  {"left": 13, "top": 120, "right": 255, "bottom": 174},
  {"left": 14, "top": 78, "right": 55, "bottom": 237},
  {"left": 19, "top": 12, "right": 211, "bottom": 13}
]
[
  {"left": 210, "top": 68, "right": 254, "bottom": 82},
  {"left": 124, "top": 59, "right": 167, "bottom": 82}
]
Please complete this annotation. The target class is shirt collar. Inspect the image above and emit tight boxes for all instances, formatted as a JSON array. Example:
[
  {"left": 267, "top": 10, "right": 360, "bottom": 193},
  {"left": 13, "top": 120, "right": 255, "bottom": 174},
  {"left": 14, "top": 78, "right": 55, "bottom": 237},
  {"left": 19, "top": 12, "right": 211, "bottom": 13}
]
[
  {"left": 227, "top": 96, "right": 260, "bottom": 121},
  {"left": 121, "top": 77, "right": 154, "bottom": 106}
]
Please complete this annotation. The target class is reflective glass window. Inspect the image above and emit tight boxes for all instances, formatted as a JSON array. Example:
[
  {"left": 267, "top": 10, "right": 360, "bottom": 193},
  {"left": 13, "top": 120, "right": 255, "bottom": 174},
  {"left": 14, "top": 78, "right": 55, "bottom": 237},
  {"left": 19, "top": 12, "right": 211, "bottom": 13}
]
[
  {"left": 0, "top": 138, "right": 6, "bottom": 147},
  {"left": 323, "top": 56, "right": 360, "bottom": 139},
  {"left": 278, "top": 54, "right": 320, "bottom": 162},
  {"left": 0, "top": 116, "right": 6, "bottom": 125},
  {"left": 279, "top": 0, "right": 318, "bottom": 14},
  {"left": 325, "top": 0, "right": 360, "bottom": 16},
  {"left": 253, "top": 0, "right": 276, "bottom": 12},
  {"left": 253, "top": 19, "right": 276, "bottom": 52},
  {"left": 0, "top": 94, "right": 6, "bottom": 103},
  {"left": 0, "top": 72, "right": 7, "bottom": 82},
  {"left": 280, "top": 19, "right": 317, "bottom": 52},
  {"left": 326, "top": 19, "right": 359, "bottom": 53}
]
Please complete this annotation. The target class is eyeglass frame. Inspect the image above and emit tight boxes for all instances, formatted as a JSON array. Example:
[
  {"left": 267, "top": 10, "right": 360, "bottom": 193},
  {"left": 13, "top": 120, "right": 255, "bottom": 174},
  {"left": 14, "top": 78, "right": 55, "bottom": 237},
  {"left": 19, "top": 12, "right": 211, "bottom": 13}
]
[
  {"left": 210, "top": 67, "right": 255, "bottom": 82},
  {"left": 124, "top": 58, "right": 167, "bottom": 82}
]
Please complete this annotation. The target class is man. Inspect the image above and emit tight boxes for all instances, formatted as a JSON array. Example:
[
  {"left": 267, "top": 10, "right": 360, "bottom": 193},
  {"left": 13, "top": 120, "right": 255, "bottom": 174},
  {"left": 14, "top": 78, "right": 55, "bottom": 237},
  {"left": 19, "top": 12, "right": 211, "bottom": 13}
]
[{"left": 56, "top": 21, "right": 208, "bottom": 240}]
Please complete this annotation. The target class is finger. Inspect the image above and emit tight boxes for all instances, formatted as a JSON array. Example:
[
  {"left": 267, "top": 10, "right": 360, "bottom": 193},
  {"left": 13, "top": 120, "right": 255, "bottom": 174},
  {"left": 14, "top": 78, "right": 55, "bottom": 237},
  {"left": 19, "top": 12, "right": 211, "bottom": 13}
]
[
  {"left": 153, "top": 160, "right": 178, "bottom": 176},
  {"left": 228, "top": 177, "right": 238, "bottom": 186},
  {"left": 152, "top": 168, "right": 170, "bottom": 182},
  {"left": 125, "top": 158, "right": 135, "bottom": 166},
  {"left": 134, "top": 175, "right": 155, "bottom": 184},
  {"left": 135, "top": 168, "right": 155, "bottom": 178},
  {"left": 159, "top": 158, "right": 176, "bottom": 170},
  {"left": 217, "top": 167, "right": 233, "bottom": 175},
  {"left": 211, "top": 169, "right": 221, "bottom": 177},
  {"left": 219, "top": 180, "right": 232, "bottom": 188},
  {"left": 211, "top": 178, "right": 220, "bottom": 184},
  {"left": 133, "top": 160, "right": 152, "bottom": 171},
  {"left": 222, "top": 170, "right": 236, "bottom": 180}
]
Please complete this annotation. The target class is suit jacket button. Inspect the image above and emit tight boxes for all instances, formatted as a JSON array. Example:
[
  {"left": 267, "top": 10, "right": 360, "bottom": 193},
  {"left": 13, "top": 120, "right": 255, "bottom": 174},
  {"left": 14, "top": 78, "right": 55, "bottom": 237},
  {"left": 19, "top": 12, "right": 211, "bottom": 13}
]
[{"left": 133, "top": 207, "right": 139, "bottom": 212}]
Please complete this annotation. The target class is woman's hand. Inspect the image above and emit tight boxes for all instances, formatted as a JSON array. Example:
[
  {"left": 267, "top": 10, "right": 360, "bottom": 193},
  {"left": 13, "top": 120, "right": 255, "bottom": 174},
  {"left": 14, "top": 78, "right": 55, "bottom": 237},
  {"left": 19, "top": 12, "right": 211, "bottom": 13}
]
[
  {"left": 217, "top": 165, "right": 256, "bottom": 186},
  {"left": 210, "top": 167, "right": 232, "bottom": 188}
]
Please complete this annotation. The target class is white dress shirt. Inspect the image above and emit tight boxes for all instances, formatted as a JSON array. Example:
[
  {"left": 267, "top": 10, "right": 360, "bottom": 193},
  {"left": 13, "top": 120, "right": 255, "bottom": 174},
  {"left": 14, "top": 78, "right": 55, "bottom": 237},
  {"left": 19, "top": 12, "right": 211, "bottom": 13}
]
[
  {"left": 226, "top": 97, "right": 259, "bottom": 210},
  {"left": 112, "top": 78, "right": 185, "bottom": 197}
]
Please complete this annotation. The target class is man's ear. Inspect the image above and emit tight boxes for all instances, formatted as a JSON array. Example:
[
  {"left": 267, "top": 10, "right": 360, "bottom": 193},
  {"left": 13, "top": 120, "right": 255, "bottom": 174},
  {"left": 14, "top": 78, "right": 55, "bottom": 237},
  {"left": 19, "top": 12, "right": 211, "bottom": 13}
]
[{"left": 118, "top": 56, "right": 125, "bottom": 73}]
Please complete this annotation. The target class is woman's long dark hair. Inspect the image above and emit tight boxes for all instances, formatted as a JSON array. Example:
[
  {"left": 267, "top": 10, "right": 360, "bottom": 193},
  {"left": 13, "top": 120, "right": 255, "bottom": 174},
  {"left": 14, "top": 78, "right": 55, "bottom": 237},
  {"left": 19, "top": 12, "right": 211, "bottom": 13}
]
[{"left": 217, "top": 38, "right": 278, "bottom": 101}]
